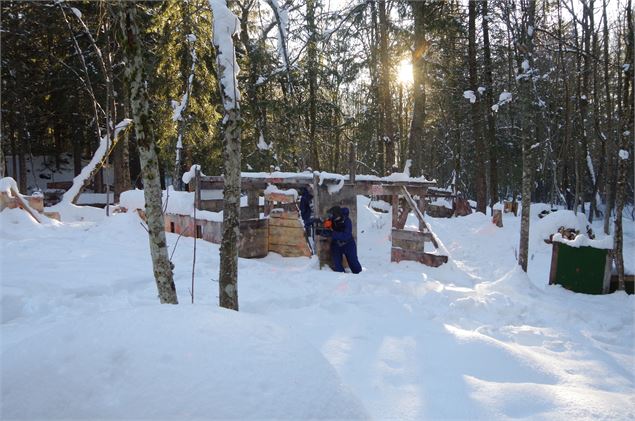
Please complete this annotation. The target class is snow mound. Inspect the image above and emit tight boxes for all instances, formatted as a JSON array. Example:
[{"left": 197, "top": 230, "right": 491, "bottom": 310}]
[
  {"left": 0, "top": 207, "right": 42, "bottom": 230},
  {"left": 47, "top": 200, "right": 108, "bottom": 222},
  {"left": 1, "top": 306, "right": 368, "bottom": 420}
]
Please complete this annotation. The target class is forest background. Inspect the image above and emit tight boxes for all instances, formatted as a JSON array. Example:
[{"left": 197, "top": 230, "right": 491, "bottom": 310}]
[{"left": 1, "top": 0, "right": 633, "bottom": 226}]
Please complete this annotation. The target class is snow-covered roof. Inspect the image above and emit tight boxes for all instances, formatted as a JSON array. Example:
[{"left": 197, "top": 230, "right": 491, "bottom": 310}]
[{"left": 187, "top": 170, "right": 435, "bottom": 185}]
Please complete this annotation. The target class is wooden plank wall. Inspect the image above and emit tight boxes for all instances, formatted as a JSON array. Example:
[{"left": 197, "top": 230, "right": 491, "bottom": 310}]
[
  {"left": 268, "top": 210, "right": 311, "bottom": 257},
  {"left": 163, "top": 214, "right": 268, "bottom": 258}
]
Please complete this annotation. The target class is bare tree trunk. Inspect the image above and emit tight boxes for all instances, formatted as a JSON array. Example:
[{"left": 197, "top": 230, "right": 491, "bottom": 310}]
[
  {"left": 589, "top": 0, "right": 604, "bottom": 222},
  {"left": 119, "top": 1, "right": 178, "bottom": 304},
  {"left": 18, "top": 142, "right": 26, "bottom": 193},
  {"left": 307, "top": 0, "right": 320, "bottom": 170},
  {"left": 0, "top": 136, "right": 5, "bottom": 178},
  {"left": 483, "top": 0, "right": 498, "bottom": 211},
  {"left": 518, "top": 0, "right": 536, "bottom": 273},
  {"left": 614, "top": 0, "right": 633, "bottom": 291},
  {"left": 582, "top": 0, "right": 599, "bottom": 223},
  {"left": 113, "top": 87, "right": 131, "bottom": 201},
  {"left": 408, "top": 0, "right": 426, "bottom": 177},
  {"left": 469, "top": 0, "right": 487, "bottom": 213},
  {"left": 369, "top": 0, "right": 383, "bottom": 175},
  {"left": 378, "top": 0, "right": 395, "bottom": 173},
  {"left": 172, "top": 0, "right": 196, "bottom": 191},
  {"left": 219, "top": 108, "right": 241, "bottom": 310},
  {"left": 602, "top": 0, "right": 616, "bottom": 234},
  {"left": 209, "top": 0, "right": 241, "bottom": 311}
]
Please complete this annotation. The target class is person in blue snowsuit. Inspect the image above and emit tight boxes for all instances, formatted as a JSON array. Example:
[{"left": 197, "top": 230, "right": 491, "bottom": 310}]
[
  {"left": 322, "top": 206, "right": 362, "bottom": 274},
  {"left": 299, "top": 186, "right": 313, "bottom": 237}
]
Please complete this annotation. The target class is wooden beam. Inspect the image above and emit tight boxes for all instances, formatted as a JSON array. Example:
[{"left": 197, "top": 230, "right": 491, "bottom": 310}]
[
  {"left": 195, "top": 175, "right": 434, "bottom": 196},
  {"left": 395, "top": 201, "right": 410, "bottom": 229},
  {"left": 391, "top": 247, "right": 448, "bottom": 267},
  {"left": 264, "top": 191, "right": 296, "bottom": 204},
  {"left": 9, "top": 187, "right": 41, "bottom": 223},
  {"left": 392, "top": 228, "right": 433, "bottom": 242}
]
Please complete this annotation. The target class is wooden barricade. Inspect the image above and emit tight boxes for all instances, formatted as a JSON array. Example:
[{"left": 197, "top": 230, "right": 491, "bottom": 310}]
[
  {"left": 162, "top": 214, "right": 268, "bottom": 258},
  {"left": 389, "top": 187, "right": 448, "bottom": 267},
  {"left": 268, "top": 209, "right": 311, "bottom": 258},
  {"left": 390, "top": 229, "right": 448, "bottom": 267}
]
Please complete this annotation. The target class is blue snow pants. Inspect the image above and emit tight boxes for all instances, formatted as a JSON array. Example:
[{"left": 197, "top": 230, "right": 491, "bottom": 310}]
[{"left": 331, "top": 239, "right": 362, "bottom": 274}]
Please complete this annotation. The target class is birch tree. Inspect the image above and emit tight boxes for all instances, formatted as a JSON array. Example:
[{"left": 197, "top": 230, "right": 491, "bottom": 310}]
[
  {"left": 209, "top": 0, "right": 241, "bottom": 311},
  {"left": 516, "top": 0, "right": 536, "bottom": 273},
  {"left": 119, "top": 1, "right": 178, "bottom": 304},
  {"left": 614, "top": 0, "right": 634, "bottom": 291}
]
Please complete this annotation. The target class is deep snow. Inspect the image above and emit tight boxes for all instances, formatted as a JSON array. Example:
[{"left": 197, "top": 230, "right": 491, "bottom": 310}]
[{"left": 1, "top": 197, "right": 633, "bottom": 420}]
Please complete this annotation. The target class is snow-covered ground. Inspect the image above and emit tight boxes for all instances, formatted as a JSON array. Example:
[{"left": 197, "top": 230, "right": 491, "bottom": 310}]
[{"left": 1, "top": 197, "right": 634, "bottom": 420}]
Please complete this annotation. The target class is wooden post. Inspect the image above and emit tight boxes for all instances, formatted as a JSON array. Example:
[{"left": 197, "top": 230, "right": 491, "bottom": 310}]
[
  {"left": 391, "top": 194, "right": 399, "bottom": 229},
  {"left": 194, "top": 167, "right": 201, "bottom": 211},
  {"left": 349, "top": 141, "right": 356, "bottom": 184},
  {"left": 312, "top": 173, "right": 324, "bottom": 267},
  {"left": 417, "top": 189, "right": 427, "bottom": 231},
  {"left": 244, "top": 189, "right": 260, "bottom": 220}
]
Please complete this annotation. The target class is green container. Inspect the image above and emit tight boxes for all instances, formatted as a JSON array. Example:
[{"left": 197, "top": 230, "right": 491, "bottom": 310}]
[{"left": 549, "top": 242, "right": 611, "bottom": 294}]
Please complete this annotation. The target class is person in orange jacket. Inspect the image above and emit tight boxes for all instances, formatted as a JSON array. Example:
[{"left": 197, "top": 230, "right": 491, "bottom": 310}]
[{"left": 318, "top": 206, "right": 362, "bottom": 274}]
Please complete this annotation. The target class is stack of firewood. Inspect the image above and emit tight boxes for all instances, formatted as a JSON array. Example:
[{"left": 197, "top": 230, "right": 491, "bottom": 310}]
[{"left": 545, "top": 225, "right": 595, "bottom": 244}]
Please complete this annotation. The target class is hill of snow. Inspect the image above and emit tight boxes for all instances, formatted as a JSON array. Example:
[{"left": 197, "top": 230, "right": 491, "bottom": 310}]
[{"left": 1, "top": 198, "right": 633, "bottom": 420}]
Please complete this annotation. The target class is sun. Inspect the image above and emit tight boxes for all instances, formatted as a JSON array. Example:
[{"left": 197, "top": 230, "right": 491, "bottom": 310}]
[{"left": 397, "top": 59, "right": 413, "bottom": 85}]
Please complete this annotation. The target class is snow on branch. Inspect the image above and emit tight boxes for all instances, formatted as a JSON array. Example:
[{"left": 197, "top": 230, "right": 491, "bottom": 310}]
[
  {"left": 491, "top": 91, "right": 513, "bottom": 112},
  {"left": 61, "top": 119, "right": 132, "bottom": 204},
  {"left": 182, "top": 164, "right": 206, "bottom": 185},
  {"left": 209, "top": 0, "right": 241, "bottom": 110},
  {"left": 463, "top": 90, "right": 476, "bottom": 104},
  {"left": 171, "top": 34, "right": 197, "bottom": 122},
  {"left": 267, "top": 0, "right": 290, "bottom": 71}
]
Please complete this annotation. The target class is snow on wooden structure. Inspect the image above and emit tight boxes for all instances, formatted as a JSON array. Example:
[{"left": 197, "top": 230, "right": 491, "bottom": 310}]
[
  {"left": 182, "top": 167, "right": 448, "bottom": 268},
  {"left": 0, "top": 177, "right": 60, "bottom": 222}
]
